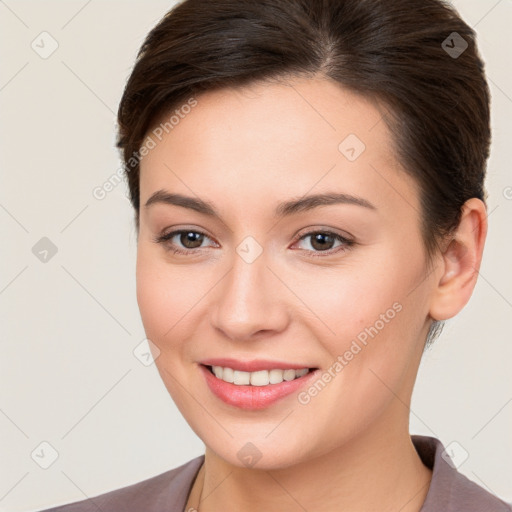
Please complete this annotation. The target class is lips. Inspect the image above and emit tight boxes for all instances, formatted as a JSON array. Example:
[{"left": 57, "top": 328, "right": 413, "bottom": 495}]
[
  {"left": 200, "top": 357, "right": 313, "bottom": 372},
  {"left": 198, "top": 358, "right": 319, "bottom": 410}
]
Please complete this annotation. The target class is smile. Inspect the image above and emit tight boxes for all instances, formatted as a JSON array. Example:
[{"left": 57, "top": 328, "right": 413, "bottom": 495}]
[
  {"left": 208, "top": 365, "right": 311, "bottom": 386},
  {"left": 199, "top": 361, "right": 319, "bottom": 410}
]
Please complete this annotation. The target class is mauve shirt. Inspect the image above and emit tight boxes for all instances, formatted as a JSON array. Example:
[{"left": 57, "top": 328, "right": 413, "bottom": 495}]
[{"left": 39, "top": 435, "right": 511, "bottom": 512}]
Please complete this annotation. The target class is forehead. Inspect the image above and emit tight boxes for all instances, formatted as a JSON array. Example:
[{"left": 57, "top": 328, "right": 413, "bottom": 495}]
[{"left": 139, "top": 77, "right": 419, "bottom": 218}]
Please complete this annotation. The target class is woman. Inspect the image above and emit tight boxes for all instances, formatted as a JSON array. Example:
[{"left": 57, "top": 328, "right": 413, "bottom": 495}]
[{"left": 42, "top": 0, "right": 511, "bottom": 510}]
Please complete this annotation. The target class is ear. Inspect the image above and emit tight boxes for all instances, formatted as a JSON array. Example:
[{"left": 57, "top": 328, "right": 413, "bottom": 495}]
[{"left": 429, "top": 198, "right": 488, "bottom": 321}]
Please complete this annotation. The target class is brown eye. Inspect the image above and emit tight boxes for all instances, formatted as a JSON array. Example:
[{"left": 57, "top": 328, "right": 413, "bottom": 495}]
[
  {"left": 153, "top": 229, "right": 215, "bottom": 255},
  {"left": 178, "top": 231, "right": 205, "bottom": 249},
  {"left": 294, "top": 230, "right": 354, "bottom": 258},
  {"left": 309, "top": 233, "right": 337, "bottom": 251}
]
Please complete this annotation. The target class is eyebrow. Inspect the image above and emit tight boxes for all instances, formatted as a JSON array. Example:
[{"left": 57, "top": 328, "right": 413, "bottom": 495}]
[{"left": 144, "top": 189, "right": 376, "bottom": 219}]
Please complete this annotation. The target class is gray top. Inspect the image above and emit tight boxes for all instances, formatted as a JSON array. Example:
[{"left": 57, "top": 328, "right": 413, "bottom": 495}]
[{"left": 38, "top": 435, "right": 511, "bottom": 511}]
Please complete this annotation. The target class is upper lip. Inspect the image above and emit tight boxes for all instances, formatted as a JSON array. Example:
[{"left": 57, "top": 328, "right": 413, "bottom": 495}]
[{"left": 200, "top": 358, "right": 315, "bottom": 372}]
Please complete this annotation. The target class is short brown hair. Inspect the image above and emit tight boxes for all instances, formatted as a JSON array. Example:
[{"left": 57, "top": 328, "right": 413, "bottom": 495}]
[{"left": 117, "top": 0, "right": 490, "bottom": 259}]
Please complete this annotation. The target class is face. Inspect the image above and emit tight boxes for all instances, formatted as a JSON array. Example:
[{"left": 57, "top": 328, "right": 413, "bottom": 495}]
[{"left": 136, "top": 77, "right": 435, "bottom": 469}]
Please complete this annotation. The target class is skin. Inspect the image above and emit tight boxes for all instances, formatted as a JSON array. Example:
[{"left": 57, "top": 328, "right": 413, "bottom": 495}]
[{"left": 136, "top": 76, "right": 487, "bottom": 512}]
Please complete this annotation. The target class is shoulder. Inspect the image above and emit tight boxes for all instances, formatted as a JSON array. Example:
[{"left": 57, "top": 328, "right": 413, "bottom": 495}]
[
  {"left": 412, "top": 435, "right": 512, "bottom": 512},
  {"left": 36, "top": 455, "right": 204, "bottom": 512}
]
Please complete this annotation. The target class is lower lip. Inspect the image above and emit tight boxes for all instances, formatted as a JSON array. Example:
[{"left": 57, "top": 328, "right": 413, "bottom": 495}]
[{"left": 200, "top": 364, "right": 318, "bottom": 410}]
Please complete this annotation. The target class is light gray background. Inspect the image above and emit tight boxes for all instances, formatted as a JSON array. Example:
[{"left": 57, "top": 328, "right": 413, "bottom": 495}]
[{"left": 1, "top": 1, "right": 511, "bottom": 510}]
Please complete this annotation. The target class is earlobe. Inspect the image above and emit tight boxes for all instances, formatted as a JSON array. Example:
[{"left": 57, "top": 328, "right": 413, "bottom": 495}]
[{"left": 429, "top": 198, "right": 488, "bottom": 321}]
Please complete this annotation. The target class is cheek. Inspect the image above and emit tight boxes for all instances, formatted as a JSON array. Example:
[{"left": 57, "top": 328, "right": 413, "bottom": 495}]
[
  {"left": 291, "top": 262, "right": 406, "bottom": 349},
  {"left": 135, "top": 250, "right": 198, "bottom": 406},
  {"left": 136, "top": 254, "right": 168, "bottom": 339},
  {"left": 135, "top": 248, "right": 194, "bottom": 344},
  {"left": 294, "top": 249, "right": 427, "bottom": 392}
]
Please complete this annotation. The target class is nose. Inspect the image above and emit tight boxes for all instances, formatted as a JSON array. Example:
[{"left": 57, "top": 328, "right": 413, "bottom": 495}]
[{"left": 210, "top": 247, "right": 289, "bottom": 342}]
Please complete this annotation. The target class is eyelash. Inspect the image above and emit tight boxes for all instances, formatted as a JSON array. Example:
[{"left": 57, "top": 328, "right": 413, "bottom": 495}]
[{"left": 152, "top": 228, "right": 354, "bottom": 258}]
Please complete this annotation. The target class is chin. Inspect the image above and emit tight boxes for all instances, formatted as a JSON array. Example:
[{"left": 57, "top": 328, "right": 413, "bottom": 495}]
[{"left": 196, "top": 426, "right": 322, "bottom": 471}]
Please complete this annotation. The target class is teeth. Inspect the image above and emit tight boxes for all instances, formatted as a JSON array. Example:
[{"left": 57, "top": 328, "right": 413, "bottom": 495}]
[
  {"left": 250, "top": 370, "right": 269, "bottom": 386},
  {"left": 269, "top": 369, "right": 284, "bottom": 384},
  {"left": 223, "top": 367, "right": 234, "bottom": 383},
  {"left": 233, "top": 370, "right": 250, "bottom": 385},
  {"left": 210, "top": 366, "right": 310, "bottom": 386},
  {"left": 283, "top": 369, "right": 296, "bottom": 381}
]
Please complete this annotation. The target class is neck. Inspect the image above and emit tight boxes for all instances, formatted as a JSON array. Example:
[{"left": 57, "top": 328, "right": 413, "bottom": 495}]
[{"left": 187, "top": 405, "right": 432, "bottom": 512}]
